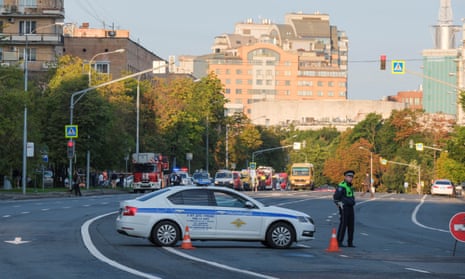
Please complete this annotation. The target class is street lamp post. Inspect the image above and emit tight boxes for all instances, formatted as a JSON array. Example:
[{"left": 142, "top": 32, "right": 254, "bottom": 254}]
[
  {"left": 359, "top": 146, "right": 373, "bottom": 190},
  {"left": 22, "top": 22, "right": 64, "bottom": 194},
  {"left": 69, "top": 62, "right": 169, "bottom": 186},
  {"left": 88, "top": 48, "right": 125, "bottom": 86}
]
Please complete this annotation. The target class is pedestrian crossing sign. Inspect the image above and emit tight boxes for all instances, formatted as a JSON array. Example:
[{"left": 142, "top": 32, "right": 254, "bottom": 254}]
[
  {"left": 391, "top": 60, "right": 405, "bottom": 74},
  {"left": 65, "top": 125, "right": 78, "bottom": 138}
]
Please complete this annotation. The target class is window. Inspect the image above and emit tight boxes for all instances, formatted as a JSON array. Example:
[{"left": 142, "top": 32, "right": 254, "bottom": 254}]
[
  {"left": 20, "top": 0, "right": 37, "bottom": 7},
  {"left": 19, "top": 20, "right": 36, "bottom": 34},
  {"left": 0, "top": 21, "right": 3, "bottom": 33},
  {"left": 236, "top": 69, "right": 242, "bottom": 75},
  {"left": 95, "top": 62, "right": 109, "bottom": 74},
  {"left": 236, "top": 79, "right": 242, "bottom": 84},
  {"left": 212, "top": 191, "right": 247, "bottom": 208},
  {"left": 225, "top": 69, "right": 230, "bottom": 75},
  {"left": 235, "top": 89, "right": 242, "bottom": 94},
  {"left": 168, "top": 189, "right": 211, "bottom": 206},
  {"left": 19, "top": 47, "right": 36, "bottom": 61}
]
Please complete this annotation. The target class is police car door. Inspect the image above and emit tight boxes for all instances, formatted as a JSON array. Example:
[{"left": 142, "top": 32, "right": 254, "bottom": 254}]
[
  {"left": 212, "top": 189, "right": 262, "bottom": 238},
  {"left": 169, "top": 189, "right": 217, "bottom": 238}
]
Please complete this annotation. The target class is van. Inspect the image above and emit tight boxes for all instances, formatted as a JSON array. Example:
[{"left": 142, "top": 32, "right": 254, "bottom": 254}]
[
  {"left": 214, "top": 170, "right": 243, "bottom": 190},
  {"left": 289, "top": 163, "right": 315, "bottom": 190}
]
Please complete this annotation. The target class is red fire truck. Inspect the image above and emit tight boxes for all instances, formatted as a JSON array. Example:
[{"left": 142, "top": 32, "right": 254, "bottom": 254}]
[{"left": 131, "top": 153, "right": 169, "bottom": 193}]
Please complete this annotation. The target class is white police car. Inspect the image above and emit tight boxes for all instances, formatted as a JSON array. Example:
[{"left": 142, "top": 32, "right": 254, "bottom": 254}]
[{"left": 116, "top": 186, "right": 315, "bottom": 248}]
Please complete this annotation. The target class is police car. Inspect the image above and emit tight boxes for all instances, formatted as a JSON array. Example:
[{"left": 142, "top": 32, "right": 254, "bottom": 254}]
[{"left": 116, "top": 186, "right": 315, "bottom": 248}]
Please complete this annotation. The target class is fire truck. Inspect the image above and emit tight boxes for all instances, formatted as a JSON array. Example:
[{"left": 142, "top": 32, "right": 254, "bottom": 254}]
[{"left": 131, "top": 153, "right": 169, "bottom": 193}]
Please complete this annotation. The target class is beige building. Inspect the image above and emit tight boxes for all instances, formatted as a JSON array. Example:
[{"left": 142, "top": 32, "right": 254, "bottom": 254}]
[
  {"left": 181, "top": 12, "right": 349, "bottom": 117},
  {"left": 0, "top": 0, "right": 64, "bottom": 71}
]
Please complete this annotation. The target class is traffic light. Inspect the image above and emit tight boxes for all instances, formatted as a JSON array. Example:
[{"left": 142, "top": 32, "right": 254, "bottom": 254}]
[
  {"left": 67, "top": 140, "right": 75, "bottom": 159},
  {"left": 380, "top": 55, "right": 386, "bottom": 70}
]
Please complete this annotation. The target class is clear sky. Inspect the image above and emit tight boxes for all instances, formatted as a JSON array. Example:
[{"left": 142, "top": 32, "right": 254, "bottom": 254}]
[{"left": 64, "top": 0, "right": 465, "bottom": 100}]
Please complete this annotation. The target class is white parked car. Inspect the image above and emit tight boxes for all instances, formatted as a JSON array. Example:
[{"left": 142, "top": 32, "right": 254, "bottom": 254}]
[
  {"left": 431, "top": 179, "right": 454, "bottom": 196},
  {"left": 116, "top": 186, "right": 315, "bottom": 248}
]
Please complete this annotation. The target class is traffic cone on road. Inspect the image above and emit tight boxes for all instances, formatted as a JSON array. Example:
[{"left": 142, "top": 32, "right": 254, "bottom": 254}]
[
  {"left": 326, "top": 228, "right": 340, "bottom": 252},
  {"left": 180, "top": 225, "right": 195, "bottom": 250}
]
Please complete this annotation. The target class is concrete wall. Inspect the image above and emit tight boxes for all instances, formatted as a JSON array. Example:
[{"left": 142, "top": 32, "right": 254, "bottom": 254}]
[{"left": 250, "top": 100, "right": 407, "bottom": 131}]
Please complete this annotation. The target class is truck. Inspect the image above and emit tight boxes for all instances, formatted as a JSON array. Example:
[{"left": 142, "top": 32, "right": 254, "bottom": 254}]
[
  {"left": 289, "top": 163, "right": 315, "bottom": 190},
  {"left": 131, "top": 153, "right": 169, "bottom": 193}
]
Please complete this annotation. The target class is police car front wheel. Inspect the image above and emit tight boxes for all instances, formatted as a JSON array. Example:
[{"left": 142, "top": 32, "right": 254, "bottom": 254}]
[{"left": 266, "top": 222, "right": 295, "bottom": 248}]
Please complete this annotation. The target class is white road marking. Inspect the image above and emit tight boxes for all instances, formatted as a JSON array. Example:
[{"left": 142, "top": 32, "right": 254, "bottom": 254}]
[
  {"left": 405, "top": 267, "right": 430, "bottom": 274},
  {"left": 411, "top": 195, "right": 448, "bottom": 233},
  {"left": 81, "top": 212, "right": 163, "bottom": 279},
  {"left": 82, "top": 212, "right": 280, "bottom": 279},
  {"left": 164, "top": 247, "right": 279, "bottom": 279}
]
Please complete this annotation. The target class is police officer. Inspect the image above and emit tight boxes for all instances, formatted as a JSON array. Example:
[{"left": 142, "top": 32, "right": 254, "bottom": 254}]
[{"left": 333, "top": 170, "right": 356, "bottom": 247}]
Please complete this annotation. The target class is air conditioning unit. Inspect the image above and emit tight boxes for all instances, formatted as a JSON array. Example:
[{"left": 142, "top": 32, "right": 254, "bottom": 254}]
[
  {"left": 1, "top": 62, "right": 10, "bottom": 67},
  {"left": 8, "top": 17, "right": 14, "bottom": 23}
]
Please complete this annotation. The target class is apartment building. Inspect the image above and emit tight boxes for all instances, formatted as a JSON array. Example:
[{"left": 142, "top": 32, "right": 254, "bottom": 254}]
[
  {"left": 0, "top": 0, "right": 64, "bottom": 71},
  {"left": 183, "top": 12, "right": 349, "bottom": 117},
  {"left": 62, "top": 23, "right": 165, "bottom": 81}
]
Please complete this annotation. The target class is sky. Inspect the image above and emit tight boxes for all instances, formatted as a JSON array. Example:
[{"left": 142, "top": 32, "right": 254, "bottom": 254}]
[{"left": 64, "top": 0, "right": 465, "bottom": 100}]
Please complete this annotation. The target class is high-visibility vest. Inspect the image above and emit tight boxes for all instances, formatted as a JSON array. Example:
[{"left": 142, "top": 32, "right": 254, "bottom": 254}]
[{"left": 338, "top": 181, "right": 354, "bottom": 197}]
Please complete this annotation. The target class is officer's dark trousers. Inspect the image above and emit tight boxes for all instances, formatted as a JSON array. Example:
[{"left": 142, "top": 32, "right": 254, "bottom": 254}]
[{"left": 337, "top": 205, "right": 354, "bottom": 245}]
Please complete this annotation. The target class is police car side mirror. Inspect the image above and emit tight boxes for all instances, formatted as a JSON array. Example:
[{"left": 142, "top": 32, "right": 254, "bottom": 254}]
[{"left": 245, "top": 201, "right": 255, "bottom": 209}]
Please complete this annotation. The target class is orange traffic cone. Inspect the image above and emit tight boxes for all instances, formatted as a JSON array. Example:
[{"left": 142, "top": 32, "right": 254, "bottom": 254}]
[
  {"left": 180, "top": 225, "right": 195, "bottom": 250},
  {"left": 326, "top": 228, "right": 340, "bottom": 252}
]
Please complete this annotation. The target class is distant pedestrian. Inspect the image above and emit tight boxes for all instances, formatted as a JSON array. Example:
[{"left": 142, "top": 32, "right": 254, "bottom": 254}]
[
  {"left": 361, "top": 172, "right": 374, "bottom": 198},
  {"left": 333, "top": 170, "right": 356, "bottom": 247},
  {"left": 98, "top": 173, "right": 104, "bottom": 186},
  {"left": 72, "top": 172, "right": 82, "bottom": 196},
  {"left": 111, "top": 172, "right": 117, "bottom": 189}
]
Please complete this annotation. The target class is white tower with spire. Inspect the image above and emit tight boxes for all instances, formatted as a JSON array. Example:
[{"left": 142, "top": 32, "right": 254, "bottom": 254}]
[{"left": 434, "top": 0, "right": 457, "bottom": 50}]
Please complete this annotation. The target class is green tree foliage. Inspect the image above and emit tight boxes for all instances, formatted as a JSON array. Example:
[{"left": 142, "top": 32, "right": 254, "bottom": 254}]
[{"left": 0, "top": 67, "right": 25, "bottom": 178}]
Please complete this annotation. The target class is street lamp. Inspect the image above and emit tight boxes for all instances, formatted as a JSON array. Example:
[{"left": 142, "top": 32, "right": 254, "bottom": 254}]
[
  {"left": 22, "top": 21, "right": 64, "bottom": 194},
  {"left": 359, "top": 146, "right": 373, "bottom": 190},
  {"left": 88, "top": 48, "right": 125, "bottom": 86},
  {"left": 69, "top": 61, "right": 169, "bottom": 187}
]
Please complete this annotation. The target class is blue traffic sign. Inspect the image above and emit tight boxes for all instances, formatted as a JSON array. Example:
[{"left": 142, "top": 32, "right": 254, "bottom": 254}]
[
  {"left": 391, "top": 60, "right": 405, "bottom": 74},
  {"left": 65, "top": 125, "right": 78, "bottom": 138}
]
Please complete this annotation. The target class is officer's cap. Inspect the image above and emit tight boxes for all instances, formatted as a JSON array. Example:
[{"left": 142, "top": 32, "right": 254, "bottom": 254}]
[{"left": 344, "top": 170, "right": 355, "bottom": 177}]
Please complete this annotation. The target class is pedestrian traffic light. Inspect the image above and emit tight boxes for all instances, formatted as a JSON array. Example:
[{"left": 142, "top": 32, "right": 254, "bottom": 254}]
[
  {"left": 67, "top": 140, "right": 75, "bottom": 159},
  {"left": 380, "top": 55, "right": 386, "bottom": 70}
]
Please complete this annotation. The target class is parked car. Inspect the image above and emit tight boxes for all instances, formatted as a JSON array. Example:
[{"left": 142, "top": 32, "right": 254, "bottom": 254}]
[
  {"left": 116, "top": 175, "right": 133, "bottom": 188},
  {"left": 116, "top": 186, "right": 316, "bottom": 248},
  {"left": 192, "top": 172, "right": 212, "bottom": 186},
  {"left": 431, "top": 179, "right": 454, "bottom": 196},
  {"left": 43, "top": 170, "right": 53, "bottom": 187},
  {"left": 214, "top": 170, "right": 242, "bottom": 190},
  {"left": 176, "top": 172, "right": 192, "bottom": 185}
]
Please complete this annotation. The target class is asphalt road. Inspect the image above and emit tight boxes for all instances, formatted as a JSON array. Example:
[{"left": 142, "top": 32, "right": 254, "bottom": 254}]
[{"left": 1, "top": 190, "right": 464, "bottom": 279}]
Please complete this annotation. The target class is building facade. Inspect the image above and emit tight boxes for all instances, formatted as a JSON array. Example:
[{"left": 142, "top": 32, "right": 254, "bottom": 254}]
[
  {"left": 421, "top": 0, "right": 464, "bottom": 123},
  {"left": 63, "top": 23, "right": 164, "bottom": 81},
  {"left": 387, "top": 89, "right": 423, "bottom": 110},
  {"left": 0, "top": 0, "right": 64, "bottom": 71},
  {"left": 183, "top": 12, "right": 349, "bottom": 117}
]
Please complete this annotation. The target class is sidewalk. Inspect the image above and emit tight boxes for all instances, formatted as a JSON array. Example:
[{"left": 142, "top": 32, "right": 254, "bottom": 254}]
[{"left": 0, "top": 188, "right": 129, "bottom": 201}]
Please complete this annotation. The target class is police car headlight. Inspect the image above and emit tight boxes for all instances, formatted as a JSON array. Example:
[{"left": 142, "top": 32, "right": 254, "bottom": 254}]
[{"left": 298, "top": 216, "right": 314, "bottom": 224}]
